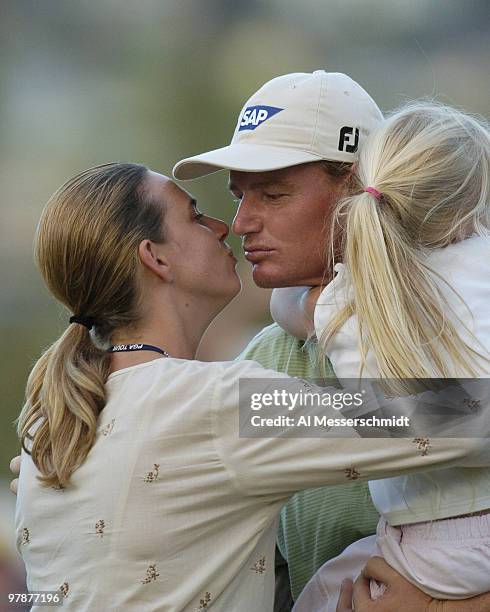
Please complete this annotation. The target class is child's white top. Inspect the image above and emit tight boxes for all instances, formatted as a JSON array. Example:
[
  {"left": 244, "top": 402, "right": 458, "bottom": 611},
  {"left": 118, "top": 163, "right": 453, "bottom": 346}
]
[{"left": 315, "top": 234, "right": 490, "bottom": 525}]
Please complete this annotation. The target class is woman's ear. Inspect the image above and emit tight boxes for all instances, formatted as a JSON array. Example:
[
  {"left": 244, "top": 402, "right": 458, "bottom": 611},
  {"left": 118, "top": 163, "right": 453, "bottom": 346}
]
[{"left": 138, "top": 240, "right": 173, "bottom": 282}]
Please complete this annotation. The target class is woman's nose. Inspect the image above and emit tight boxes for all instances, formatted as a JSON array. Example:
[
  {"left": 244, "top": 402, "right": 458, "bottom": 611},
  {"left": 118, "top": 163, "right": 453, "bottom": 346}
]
[{"left": 206, "top": 216, "right": 229, "bottom": 241}]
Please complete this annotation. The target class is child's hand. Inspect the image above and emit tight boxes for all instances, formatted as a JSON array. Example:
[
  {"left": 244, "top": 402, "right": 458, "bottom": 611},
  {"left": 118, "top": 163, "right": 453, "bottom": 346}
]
[
  {"left": 270, "top": 286, "right": 323, "bottom": 340},
  {"left": 304, "top": 285, "right": 323, "bottom": 318}
]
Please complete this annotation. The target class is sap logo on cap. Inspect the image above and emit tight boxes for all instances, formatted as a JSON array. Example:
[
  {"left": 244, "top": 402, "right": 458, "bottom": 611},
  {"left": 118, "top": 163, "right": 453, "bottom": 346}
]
[{"left": 239, "top": 105, "right": 284, "bottom": 131}]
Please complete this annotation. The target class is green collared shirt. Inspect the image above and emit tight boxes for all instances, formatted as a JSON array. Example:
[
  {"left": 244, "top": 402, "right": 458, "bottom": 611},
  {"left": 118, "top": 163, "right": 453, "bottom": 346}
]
[{"left": 236, "top": 322, "right": 379, "bottom": 600}]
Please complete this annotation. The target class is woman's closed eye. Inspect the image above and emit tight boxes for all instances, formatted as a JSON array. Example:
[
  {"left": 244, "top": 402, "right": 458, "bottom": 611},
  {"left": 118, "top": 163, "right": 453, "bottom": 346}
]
[{"left": 192, "top": 204, "right": 204, "bottom": 222}]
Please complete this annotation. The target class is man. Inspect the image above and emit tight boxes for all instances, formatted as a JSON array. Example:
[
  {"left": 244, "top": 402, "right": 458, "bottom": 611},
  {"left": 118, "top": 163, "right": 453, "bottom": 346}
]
[
  {"left": 172, "top": 71, "right": 490, "bottom": 610},
  {"left": 173, "top": 70, "right": 381, "bottom": 609}
]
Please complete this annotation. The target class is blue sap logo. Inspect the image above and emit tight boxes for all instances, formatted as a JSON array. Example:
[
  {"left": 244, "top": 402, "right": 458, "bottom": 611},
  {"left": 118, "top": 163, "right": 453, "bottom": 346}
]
[{"left": 238, "top": 105, "right": 283, "bottom": 131}]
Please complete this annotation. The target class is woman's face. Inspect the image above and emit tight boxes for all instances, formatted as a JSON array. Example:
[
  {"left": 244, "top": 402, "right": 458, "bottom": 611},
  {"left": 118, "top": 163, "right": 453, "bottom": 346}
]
[{"left": 145, "top": 171, "right": 241, "bottom": 303}]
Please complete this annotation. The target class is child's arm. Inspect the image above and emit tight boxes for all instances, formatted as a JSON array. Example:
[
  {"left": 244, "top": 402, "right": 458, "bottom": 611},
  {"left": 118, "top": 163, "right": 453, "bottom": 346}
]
[{"left": 270, "top": 286, "right": 323, "bottom": 340}]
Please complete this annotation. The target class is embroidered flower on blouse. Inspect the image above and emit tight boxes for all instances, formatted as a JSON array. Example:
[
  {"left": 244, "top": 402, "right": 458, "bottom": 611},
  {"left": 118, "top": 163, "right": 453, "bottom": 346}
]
[
  {"left": 140, "top": 564, "right": 160, "bottom": 584},
  {"left": 463, "top": 398, "right": 481, "bottom": 412},
  {"left": 412, "top": 437, "right": 431, "bottom": 456},
  {"left": 250, "top": 556, "right": 266, "bottom": 574},
  {"left": 59, "top": 582, "right": 69, "bottom": 598},
  {"left": 21, "top": 528, "right": 30, "bottom": 545},
  {"left": 95, "top": 520, "right": 105, "bottom": 538},
  {"left": 197, "top": 592, "right": 212, "bottom": 609},
  {"left": 101, "top": 419, "right": 115, "bottom": 437},
  {"left": 143, "top": 464, "right": 160, "bottom": 483},
  {"left": 344, "top": 468, "right": 361, "bottom": 480}
]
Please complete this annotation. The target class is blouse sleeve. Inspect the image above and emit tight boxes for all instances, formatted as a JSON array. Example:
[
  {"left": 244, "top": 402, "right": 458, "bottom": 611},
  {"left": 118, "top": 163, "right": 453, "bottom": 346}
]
[{"left": 211, "top": 360, "right": 490, "bottom": 500}]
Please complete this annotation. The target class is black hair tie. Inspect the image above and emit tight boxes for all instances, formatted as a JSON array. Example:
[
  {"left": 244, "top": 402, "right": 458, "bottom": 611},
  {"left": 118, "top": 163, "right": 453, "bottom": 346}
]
[{"left": 69, "top": 315, "right": 96, "bottom": 331}]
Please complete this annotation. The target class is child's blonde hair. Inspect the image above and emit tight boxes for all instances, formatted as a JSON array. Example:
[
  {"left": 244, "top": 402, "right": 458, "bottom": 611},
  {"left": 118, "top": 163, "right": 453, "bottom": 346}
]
[{"left": 319, "top": 101, "right": 490, "bottom": 379}]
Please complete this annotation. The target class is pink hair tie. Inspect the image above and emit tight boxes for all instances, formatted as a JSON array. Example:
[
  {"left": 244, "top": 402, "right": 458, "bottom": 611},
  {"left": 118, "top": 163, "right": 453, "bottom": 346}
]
[{"left": 363, "top": 186, "right": 382, "bottom": 202}]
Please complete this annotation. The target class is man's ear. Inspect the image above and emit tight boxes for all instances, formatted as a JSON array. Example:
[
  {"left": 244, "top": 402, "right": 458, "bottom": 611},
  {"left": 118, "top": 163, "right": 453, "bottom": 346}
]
[{"left": 138, "top": 239, "right": 173, "bottom": 282}]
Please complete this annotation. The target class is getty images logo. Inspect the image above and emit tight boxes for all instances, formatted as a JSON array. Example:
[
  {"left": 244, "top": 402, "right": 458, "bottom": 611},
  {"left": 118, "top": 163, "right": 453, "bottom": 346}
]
[
  {"left": 338, "top": 126, "right": 360, "bottom": 153},
  {"left": 238, "top": 105, "right": 284, "bottom": 131}
]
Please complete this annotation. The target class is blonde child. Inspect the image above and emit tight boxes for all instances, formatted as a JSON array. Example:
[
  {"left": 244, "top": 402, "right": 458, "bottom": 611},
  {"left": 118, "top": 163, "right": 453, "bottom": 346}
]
[{"left": 271, "top": 102, "right": 490, "bottom": 609}]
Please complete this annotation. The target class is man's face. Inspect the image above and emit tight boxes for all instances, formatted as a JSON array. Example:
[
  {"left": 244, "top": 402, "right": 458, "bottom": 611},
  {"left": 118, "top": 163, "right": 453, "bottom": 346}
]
[{"left": 229, "top": 162, "right": 346, "bottom": 288}]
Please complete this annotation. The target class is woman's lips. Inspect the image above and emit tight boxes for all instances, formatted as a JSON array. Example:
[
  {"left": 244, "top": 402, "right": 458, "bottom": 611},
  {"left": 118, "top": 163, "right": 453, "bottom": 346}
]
[{"left": 223, "top": 244, "right": 237, "bottom": 262}]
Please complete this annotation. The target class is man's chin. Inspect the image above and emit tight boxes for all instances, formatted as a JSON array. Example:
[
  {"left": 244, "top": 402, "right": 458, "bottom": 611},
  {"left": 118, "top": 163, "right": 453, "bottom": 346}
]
[{"left": 251, "top": 264, "right": 298, "bottom": 289}]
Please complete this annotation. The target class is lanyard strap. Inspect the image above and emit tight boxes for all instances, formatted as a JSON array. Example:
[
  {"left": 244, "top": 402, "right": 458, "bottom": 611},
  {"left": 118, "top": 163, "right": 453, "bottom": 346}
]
[{"left": 107, "top": 343, "right": 170, "bottom": 357}]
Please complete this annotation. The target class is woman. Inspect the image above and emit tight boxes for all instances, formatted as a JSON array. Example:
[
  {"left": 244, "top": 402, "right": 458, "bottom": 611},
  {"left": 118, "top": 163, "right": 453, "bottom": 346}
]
[{"left": 15, "top": 162, "right": 489, "bottom": 611}]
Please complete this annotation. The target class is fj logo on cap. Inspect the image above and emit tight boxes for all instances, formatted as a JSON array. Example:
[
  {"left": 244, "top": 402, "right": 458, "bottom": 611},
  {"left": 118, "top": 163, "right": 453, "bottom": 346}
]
[
  {"left": 239, "top": 105, "right": 284, "bottom": 131},
  {"left": 338, "top": 126, "right": 360, "bottom": 153}
]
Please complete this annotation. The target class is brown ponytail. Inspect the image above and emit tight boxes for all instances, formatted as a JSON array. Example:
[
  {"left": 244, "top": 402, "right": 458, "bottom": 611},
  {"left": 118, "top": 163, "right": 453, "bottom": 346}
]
[{"left": 18, "top": 163, "right": 165, "bottom": 488}]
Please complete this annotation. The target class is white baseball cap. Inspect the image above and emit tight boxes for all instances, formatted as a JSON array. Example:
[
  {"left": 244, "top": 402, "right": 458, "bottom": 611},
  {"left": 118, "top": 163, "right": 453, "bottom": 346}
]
[{"left": 173, "top": 70, "right": 383, "bottom": 180}]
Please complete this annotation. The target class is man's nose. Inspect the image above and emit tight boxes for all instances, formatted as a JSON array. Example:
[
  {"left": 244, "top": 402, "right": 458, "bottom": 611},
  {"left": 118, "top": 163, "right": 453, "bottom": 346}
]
[{"left": 231, "top": 198, "right": 262, "bottom": 236}]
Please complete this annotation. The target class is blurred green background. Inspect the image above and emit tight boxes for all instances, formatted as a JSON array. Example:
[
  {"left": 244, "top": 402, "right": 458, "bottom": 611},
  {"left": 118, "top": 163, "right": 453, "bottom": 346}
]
[{"left": 0, "top": 0, "right": 489, "bottom": 573}]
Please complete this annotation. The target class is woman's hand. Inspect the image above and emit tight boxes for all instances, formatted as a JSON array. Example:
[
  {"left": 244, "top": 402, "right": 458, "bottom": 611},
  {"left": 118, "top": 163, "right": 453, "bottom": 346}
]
[
  {"left": 336, "top": 557, "right": 490, "bottom": 612},
  {"left": 9, "top": 455, "right": 21, "bottom": 495}
]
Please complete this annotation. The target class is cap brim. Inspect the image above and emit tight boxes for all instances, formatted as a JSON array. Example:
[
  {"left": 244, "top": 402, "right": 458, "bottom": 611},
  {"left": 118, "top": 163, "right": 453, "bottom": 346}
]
[{"left": 172, "top": 143, "right": 322, "bottom": 180}]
